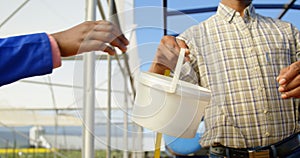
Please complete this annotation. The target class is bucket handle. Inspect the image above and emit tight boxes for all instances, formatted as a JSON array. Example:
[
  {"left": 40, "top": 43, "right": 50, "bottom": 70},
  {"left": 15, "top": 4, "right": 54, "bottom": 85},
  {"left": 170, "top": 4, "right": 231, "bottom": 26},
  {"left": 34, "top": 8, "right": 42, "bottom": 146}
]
[{"left": 168, "top": 48, "right": 186, "bottom": 93}]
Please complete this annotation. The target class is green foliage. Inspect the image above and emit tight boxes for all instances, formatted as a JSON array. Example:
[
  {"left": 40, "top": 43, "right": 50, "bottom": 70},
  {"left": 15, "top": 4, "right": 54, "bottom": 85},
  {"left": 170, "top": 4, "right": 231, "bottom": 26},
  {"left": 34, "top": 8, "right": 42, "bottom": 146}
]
[{"left": 0, "top": 149, "right": 124, "bottom": 158}]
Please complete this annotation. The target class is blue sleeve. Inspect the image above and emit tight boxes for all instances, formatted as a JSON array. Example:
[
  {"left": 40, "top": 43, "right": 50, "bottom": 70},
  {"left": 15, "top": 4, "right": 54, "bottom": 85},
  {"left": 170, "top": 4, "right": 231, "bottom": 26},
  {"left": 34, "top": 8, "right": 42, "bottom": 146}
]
[{"left": 0, "top": 33, "right": 53, "bottom": 86}]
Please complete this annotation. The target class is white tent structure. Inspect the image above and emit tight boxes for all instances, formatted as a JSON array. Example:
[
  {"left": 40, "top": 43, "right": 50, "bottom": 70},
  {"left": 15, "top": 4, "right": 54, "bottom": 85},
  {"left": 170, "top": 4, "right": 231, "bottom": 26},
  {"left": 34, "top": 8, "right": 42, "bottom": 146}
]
[{"left": 0, "top": 0, "right": 149, "bottom": 158}]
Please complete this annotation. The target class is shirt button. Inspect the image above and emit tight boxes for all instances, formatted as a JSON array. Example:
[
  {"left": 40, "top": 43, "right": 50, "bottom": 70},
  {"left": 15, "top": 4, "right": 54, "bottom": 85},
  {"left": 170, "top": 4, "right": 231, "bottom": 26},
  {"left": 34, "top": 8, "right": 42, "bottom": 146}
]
[
  {"left": 265, "top": 132, "right": 270, "bottom": 137},
  {"left": 263, "top": 110, "right": 268, "bottom": 114}
]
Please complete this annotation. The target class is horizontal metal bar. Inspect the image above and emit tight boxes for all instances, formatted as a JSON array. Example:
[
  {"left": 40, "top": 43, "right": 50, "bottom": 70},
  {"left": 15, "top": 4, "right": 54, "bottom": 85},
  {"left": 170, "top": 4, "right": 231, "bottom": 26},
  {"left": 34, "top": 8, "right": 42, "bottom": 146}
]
[
  {"left": 61, "top": 53, "right": 125, "bottom": 60},
  {"left": 255, "top": 4, "right": 300, "bottom": 10},
  {"left": 20, "top": 80, "right": 127, "bottom": 94},
  {"left": 167, "top": 7, "right": 217, "bottom": 16}
]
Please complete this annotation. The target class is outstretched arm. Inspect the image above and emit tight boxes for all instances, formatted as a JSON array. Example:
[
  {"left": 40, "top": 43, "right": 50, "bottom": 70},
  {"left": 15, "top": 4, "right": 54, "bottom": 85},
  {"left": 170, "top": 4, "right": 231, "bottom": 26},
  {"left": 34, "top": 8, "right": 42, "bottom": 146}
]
[
  {"left": 0, "top": 20, "right": 129, "bottom": 86},
  {"left": 51, "top": 20, "right": 129, "bottom": 56}
]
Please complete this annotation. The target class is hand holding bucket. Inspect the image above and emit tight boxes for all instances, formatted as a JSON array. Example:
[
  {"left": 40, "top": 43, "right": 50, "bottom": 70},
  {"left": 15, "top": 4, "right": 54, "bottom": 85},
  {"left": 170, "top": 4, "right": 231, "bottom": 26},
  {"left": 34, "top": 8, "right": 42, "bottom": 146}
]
[{"left": 132, "top": 48, "right": 211, "bottom": 138}]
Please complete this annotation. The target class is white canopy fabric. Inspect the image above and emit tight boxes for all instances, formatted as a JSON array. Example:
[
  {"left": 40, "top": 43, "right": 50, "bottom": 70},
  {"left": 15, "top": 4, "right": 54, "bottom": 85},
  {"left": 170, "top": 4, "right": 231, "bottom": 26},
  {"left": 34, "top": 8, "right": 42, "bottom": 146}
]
[
  {"left": 0, "top": 0, "right": 138, "bottom": 126},
  {"left": 0, "top": 111, "right": 82, "bottom": 126}
]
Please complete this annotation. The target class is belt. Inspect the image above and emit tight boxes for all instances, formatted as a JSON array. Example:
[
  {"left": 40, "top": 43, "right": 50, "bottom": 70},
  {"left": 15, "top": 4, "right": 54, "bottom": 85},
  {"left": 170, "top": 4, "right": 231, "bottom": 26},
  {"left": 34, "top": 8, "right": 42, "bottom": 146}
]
[{"left": 209, "top": 133, "right": 300, "bottom": 158}]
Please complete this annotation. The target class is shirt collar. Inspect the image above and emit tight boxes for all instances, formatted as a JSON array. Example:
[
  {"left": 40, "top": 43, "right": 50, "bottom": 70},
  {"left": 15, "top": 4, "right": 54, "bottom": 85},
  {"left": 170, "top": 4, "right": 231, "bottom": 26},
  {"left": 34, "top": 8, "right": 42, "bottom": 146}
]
[{"left": 217, "top": 3, "right": 256, "bottom": 23}]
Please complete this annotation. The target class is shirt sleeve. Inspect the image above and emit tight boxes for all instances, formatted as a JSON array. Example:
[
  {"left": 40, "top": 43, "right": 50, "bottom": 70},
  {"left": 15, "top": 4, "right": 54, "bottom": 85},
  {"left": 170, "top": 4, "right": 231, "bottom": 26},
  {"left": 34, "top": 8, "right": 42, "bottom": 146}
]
[
  {"left": 293, "top": 25, "right": 300, "bottom": 61},
  {"left": 0, "top": 33, "right": 54, "bottom": 86},
  {"left": 47, "top": 34, "right": 62, "bottom": 69}
]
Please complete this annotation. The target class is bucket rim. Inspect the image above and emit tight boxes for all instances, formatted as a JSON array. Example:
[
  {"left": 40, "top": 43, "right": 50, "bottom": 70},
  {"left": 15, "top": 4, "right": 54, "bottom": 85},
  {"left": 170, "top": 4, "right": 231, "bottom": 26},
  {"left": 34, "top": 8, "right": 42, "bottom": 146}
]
[{"left": 136, "top": 71, "right": 211, "bottom": 100}]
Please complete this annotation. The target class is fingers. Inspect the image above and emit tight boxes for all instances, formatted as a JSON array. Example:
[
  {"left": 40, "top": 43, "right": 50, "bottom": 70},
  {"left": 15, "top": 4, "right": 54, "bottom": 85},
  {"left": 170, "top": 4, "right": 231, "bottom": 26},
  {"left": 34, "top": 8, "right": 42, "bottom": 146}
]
[
  {"left": 150, "top": 36, "right": 178, "bottom": 74},
  {"left": 161, "top": 36, "right": 179, "bottom": 57},
  {"left": 93, "top": 21, "right": 129, "bottom": 53},
  {"left": 278, "top": 75, "right": 300, "bottom": 99},
  {"left": 280, "top": 86, "right": 300, "bottom": 99},
  {"left": 277, "top": 61, "right": 300, "bottom": 99},
  {"left": 159, "top": 36, "right": 183, "bottom": 64},
  {"left": 79, "top": 40, "right": 116, "bottom": 55},
  {"left": 278, "top": 74, "right": 300, "bottom": 92},
  {"left": 176, "top": 38, "right": 190, "bottom": 61},
  {"left": 150, "top": 36, "right": 189, "bottom": 74},
  {"left": 277, "top": 61, "right": 300, "bottom": 85},
  {"left": 160, "top": 36, "right": 189, "bottom": 54},
  {"left": 88, "top": 31, "right": 128, "bottom": 52},
  {"left": 95, "top": 22, "right": 129, "bottom": 46}
]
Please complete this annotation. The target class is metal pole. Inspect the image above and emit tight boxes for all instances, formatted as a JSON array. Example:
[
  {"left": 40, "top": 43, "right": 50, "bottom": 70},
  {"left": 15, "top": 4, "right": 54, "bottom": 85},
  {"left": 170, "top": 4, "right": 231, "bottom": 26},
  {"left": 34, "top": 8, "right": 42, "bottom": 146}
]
[
  {"left": 163, "top": 0, "right": 168, "bottom": 35},
  {"left": 47, "top": 76, "right": 58, "bottom": 158},
  {"left": 137, "top": 126, "right": 144, "bottom": 158},
  {"left": 82, "top": 0, "right": 96, "bottom": 157},
  {"left": 106, "top": 0, "right": 117, "bottom": 157},
  {"left": 97, "top": 0, "right": 107, "bottom": 20},
  {"left": 93, "top": 1, "right": 112, "bottom": 157},
  {"left": 278, "top": 0, "right": 296, "bottom": 19},
  {"left": 107, "top": 54, "right": 112, "bottom": 158},
  {"left": 123, "top": 54, "right": 129, "bottom": 158},
  {"left": 0, "top": 0, "right": 30, "bottom": 28}
]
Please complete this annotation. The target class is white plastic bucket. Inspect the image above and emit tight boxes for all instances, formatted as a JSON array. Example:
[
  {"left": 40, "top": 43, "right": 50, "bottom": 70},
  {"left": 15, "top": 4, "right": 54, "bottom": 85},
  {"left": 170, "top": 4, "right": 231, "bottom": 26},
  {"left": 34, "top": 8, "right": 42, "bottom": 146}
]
[{"left": 132, "top": 48, "right": 211, "bottom": 138}]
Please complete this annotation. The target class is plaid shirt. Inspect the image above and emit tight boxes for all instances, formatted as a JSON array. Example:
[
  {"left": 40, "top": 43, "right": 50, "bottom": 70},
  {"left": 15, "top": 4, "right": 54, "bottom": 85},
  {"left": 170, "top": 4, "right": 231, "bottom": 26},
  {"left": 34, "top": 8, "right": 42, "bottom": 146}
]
[{"left": 178, "top": 3, "right": 300, "bottom": 148}]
